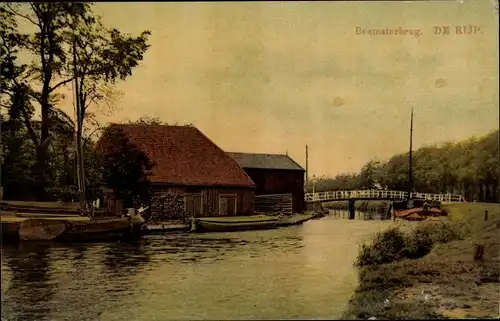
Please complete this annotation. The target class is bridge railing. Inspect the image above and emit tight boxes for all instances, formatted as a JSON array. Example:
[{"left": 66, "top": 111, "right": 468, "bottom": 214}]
[{"left": 304, "top": 189, "right": 466, "bottom": 203}]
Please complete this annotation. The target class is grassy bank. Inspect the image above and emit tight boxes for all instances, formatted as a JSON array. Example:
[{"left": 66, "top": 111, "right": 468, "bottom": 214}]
[{"left": 343, "top": 203, "right": 500, "bottom": 319}]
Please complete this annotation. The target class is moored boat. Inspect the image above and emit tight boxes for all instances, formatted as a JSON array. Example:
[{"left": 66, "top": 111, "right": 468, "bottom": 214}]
[
  {"left": 141, "top": 221, "right": 190, "bottom": 234},
  {"left": 392, "top": 109, "right": 449, "bottom": 222},
  {"left": 191, "top": 215, "right": 279, "bottom": 232},
  {"left": 393, "top": 199, "right": 447, "bottom": 221},
  {"left": 276, "top": 213, "right": 314, "bottom": 227},
  {"left": 2, "top": 213, "right": 145, "bottom": 243},
  {"left": 55, "top": 215, "right": 145, "bottom": 242}
]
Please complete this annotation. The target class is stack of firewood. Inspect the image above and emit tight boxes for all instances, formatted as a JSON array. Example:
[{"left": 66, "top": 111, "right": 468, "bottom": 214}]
[{"left": 150, "top": 193, "right": 185, "bottom": 222}]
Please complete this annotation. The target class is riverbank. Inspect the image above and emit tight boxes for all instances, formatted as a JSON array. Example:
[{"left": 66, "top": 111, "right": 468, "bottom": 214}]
[{"left": 343, "top": 202, "right": 500, "bottom": 319}]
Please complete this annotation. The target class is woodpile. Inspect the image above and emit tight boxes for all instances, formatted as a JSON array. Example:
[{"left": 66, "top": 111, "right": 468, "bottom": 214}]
[
  {"left": 255, "top": 194, "right": 293, "bottom": 215},
  {"left": 150, "top": 193, "right": 186, "bottom": 222}
]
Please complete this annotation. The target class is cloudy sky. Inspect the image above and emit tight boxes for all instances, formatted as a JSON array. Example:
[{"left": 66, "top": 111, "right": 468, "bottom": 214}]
[{"left": 58, "top": 1, "right": 498, "bottom": 177}]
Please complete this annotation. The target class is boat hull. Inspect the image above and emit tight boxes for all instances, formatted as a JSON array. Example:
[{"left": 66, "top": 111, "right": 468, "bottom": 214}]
[
  {"left": 141, "top": 222, "right": 190, "bottom": 234},
  {"left": 1, "top": 215, "right": 145, "bottom": 243},
  {"left": 276, "top": 214, "right": 313, "bottom": 227},
  {"left": 193, "top": 219, "right": 278, "bottom": 232},
  {"left": 394, "top": 207, "right": 447, "bottom": 221},
  {"left": 57, "top": 217, "right": 145, "bottom": 242}
]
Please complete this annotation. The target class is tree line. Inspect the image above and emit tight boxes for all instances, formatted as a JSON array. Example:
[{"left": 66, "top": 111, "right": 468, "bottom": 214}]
[
  {"left": 1, "top": 3, "right": 151, "bottom": 203},
  {"left": 306, "top": 129, "right": 499, "bottom": 202}
]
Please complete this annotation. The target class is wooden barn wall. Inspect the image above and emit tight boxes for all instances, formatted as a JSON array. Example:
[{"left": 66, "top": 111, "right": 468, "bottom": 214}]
[
  {"left": 151, "top": 185, "right": 254, "bottom": 217},
  {"left": 243, "top": 169, "right": 305, "bottom": 213}
]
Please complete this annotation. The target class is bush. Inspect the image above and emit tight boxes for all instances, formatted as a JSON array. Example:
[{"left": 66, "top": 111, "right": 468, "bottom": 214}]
[
  {"left": 356, "top": 222, "right": 463, "bottom": 266},
  {"left": 356, "top": 227, "right": 407, "bottom": 266}
]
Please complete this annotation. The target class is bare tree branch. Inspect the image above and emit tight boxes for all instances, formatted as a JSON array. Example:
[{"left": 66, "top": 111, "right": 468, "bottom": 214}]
[
  {"left": 49, "top": 77, "right": 74, "bottom": 93},
  {"left": 4, "top": 3, "right": 39, "bottom": 26}
]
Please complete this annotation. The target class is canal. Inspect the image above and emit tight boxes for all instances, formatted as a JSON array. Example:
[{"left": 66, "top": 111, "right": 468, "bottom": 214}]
[{"left": 1, "top": 214, "right": 393, "bottom": 321}]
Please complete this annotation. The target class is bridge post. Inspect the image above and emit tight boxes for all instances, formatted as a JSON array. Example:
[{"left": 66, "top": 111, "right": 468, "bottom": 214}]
[{"left": 348, "top": 199, "right": 355, "bottom": 220}]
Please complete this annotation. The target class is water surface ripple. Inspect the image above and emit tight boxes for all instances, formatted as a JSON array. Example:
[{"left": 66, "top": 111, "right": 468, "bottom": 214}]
[{"left": 1, "top": 215, "right": 392, "bottom": 321}]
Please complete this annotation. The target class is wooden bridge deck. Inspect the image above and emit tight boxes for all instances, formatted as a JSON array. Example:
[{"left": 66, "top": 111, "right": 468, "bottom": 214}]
[{"left": 305, "top": 189, "right": 466, "bottom": 203}]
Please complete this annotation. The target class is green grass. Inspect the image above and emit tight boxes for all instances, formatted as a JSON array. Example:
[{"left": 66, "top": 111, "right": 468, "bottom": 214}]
[
  {"left": 343, "top": 202, "right": 500, "bottom": 320},
  {"left": 444, "top": 202, "right": 500, "bottom": 235}
]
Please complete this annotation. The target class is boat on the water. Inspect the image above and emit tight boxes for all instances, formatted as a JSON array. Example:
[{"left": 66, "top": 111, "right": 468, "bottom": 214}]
[
  {"left": 275, "top": 213, "right": 314, "bottom": 227},
  {"left": 191, "top": 215, "right": 279, "bottom": 232},
  {"left": 1, "top": 202, "right": 145, "bottom": 243},
  {"left": 1, "top": 213, "right": 145, "bottom": 243},
  {"left": 191, "top": 212, "right": 316, "bottom": 233},
  {"left": 392, "top": 109, "right": 447, "bottom": 221},
  {"left": 393, "top": 199, "right": 447, "bottom": 221},
  {"left": 141, "top": 221, "right": 190, "bottom": 234}
]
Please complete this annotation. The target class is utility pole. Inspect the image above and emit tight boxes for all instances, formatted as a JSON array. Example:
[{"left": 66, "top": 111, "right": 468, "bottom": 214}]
[{"left": 305, "top": 145, "right": 309, "bottom": 182}]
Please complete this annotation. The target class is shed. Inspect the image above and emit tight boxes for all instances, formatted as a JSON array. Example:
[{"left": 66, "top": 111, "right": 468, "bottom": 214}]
[
  {"left": 97, "top": 124, "right": 255, "bottom": 218},
  {"left": 227, "top": 152, "right": 306, "bottom": 213}
]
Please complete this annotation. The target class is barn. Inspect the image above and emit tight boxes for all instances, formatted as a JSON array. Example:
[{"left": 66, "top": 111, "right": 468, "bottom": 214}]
[
  {"left": 97, "top": 124, "right": 256, "bottom": 218},
  {"left": 226, "top": 152, "right": 306, "bottom": 213}
]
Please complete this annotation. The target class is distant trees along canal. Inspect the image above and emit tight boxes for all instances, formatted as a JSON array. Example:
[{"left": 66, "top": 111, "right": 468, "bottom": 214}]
[{"left": 305, "top": 130, "right": 499, "bottom": 203}]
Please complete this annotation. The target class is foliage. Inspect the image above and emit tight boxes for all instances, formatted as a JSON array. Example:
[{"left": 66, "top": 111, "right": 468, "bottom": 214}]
[
  {"left": 345, "top": 203, "right": 500, "bottom": 320},
  {"left": 0, "top": 2, "right": 151, "bottom": 202},
  {"left": 356, "top": 222, "right": 463, "bottom": 266},
  {"left": 130, "top": 116, "right": 169, "bottom": 126},
  {"left": 128, "top": 115, "right": 192, "bottom": 126},
  {"left": 99, "top": 126, "right": 154, "bottom": 208},
  {"left": 325, "top": 201, "right": 390, "bottom": 215},
  {"left": 0, "top": 116, "right": 38, "bottom": 200},
  {"left": 306, "top": 130, "right": 499, "bottom": 202}
]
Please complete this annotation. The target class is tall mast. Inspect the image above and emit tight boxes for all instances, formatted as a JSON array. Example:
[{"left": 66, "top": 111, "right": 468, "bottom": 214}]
[{"left": 407, "top": 108, "right": 414, "bottom": 199}]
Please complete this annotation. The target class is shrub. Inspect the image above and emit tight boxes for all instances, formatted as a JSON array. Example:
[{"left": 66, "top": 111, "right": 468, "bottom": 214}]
[
  {"left": 356, "top": 227, "right": 407, "bottom": 266},
  {"left": 356, "top": 222, "right": 463, "bottom": 266}
]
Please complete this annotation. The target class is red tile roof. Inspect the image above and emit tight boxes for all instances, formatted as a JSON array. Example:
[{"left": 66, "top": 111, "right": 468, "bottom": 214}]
[{"left": 98, "top": 124, "right": 255, "bottom": 188}]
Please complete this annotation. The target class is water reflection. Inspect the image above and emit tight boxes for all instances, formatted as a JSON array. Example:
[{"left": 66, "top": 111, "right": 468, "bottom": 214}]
[
  {"left": 102, "top": 240, "right": 151, "bottom": 272},
  {"left": 2, "top": 217, "right": 392, "bottom": 321},
  {"left": 2, "top": 243, "right": 55, "bottom": 321}
]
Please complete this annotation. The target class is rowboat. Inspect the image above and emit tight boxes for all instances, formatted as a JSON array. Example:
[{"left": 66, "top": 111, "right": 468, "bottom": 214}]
[{"left": 192, "top": 215, "right": 278, "bottom": 232}]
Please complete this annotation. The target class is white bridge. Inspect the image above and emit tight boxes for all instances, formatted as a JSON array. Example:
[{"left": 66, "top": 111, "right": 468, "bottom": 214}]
[{"left": 305, "top": 189, "right": 467, "bottom": 204}]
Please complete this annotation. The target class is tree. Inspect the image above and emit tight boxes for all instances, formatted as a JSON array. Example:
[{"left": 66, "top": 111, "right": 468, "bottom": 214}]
[
  {"left": 358, "top": 160, "right": 381, "bottom": 189},
  {"left": 307, "top": 130, "right": 498, "bottom": 201},
  {"left": 1, "top": 3, "right": 151, "bottom": 201},
  {"left": 99, "top": 126, "right": 154, "bottom": 208},
  {"left": 131, "top": 116, "right": 168, "bottom": 126},
  {"left": 67, "top": 13, "right": 150, "bottom": 204},
  {"left": 1, "top": 3, "right": 92, "bottom": 199}
]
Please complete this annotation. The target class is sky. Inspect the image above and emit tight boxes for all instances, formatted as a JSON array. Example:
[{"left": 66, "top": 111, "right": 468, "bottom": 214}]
[{"left": 50, "top": 1, "right": 499, "bottom": 177}]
